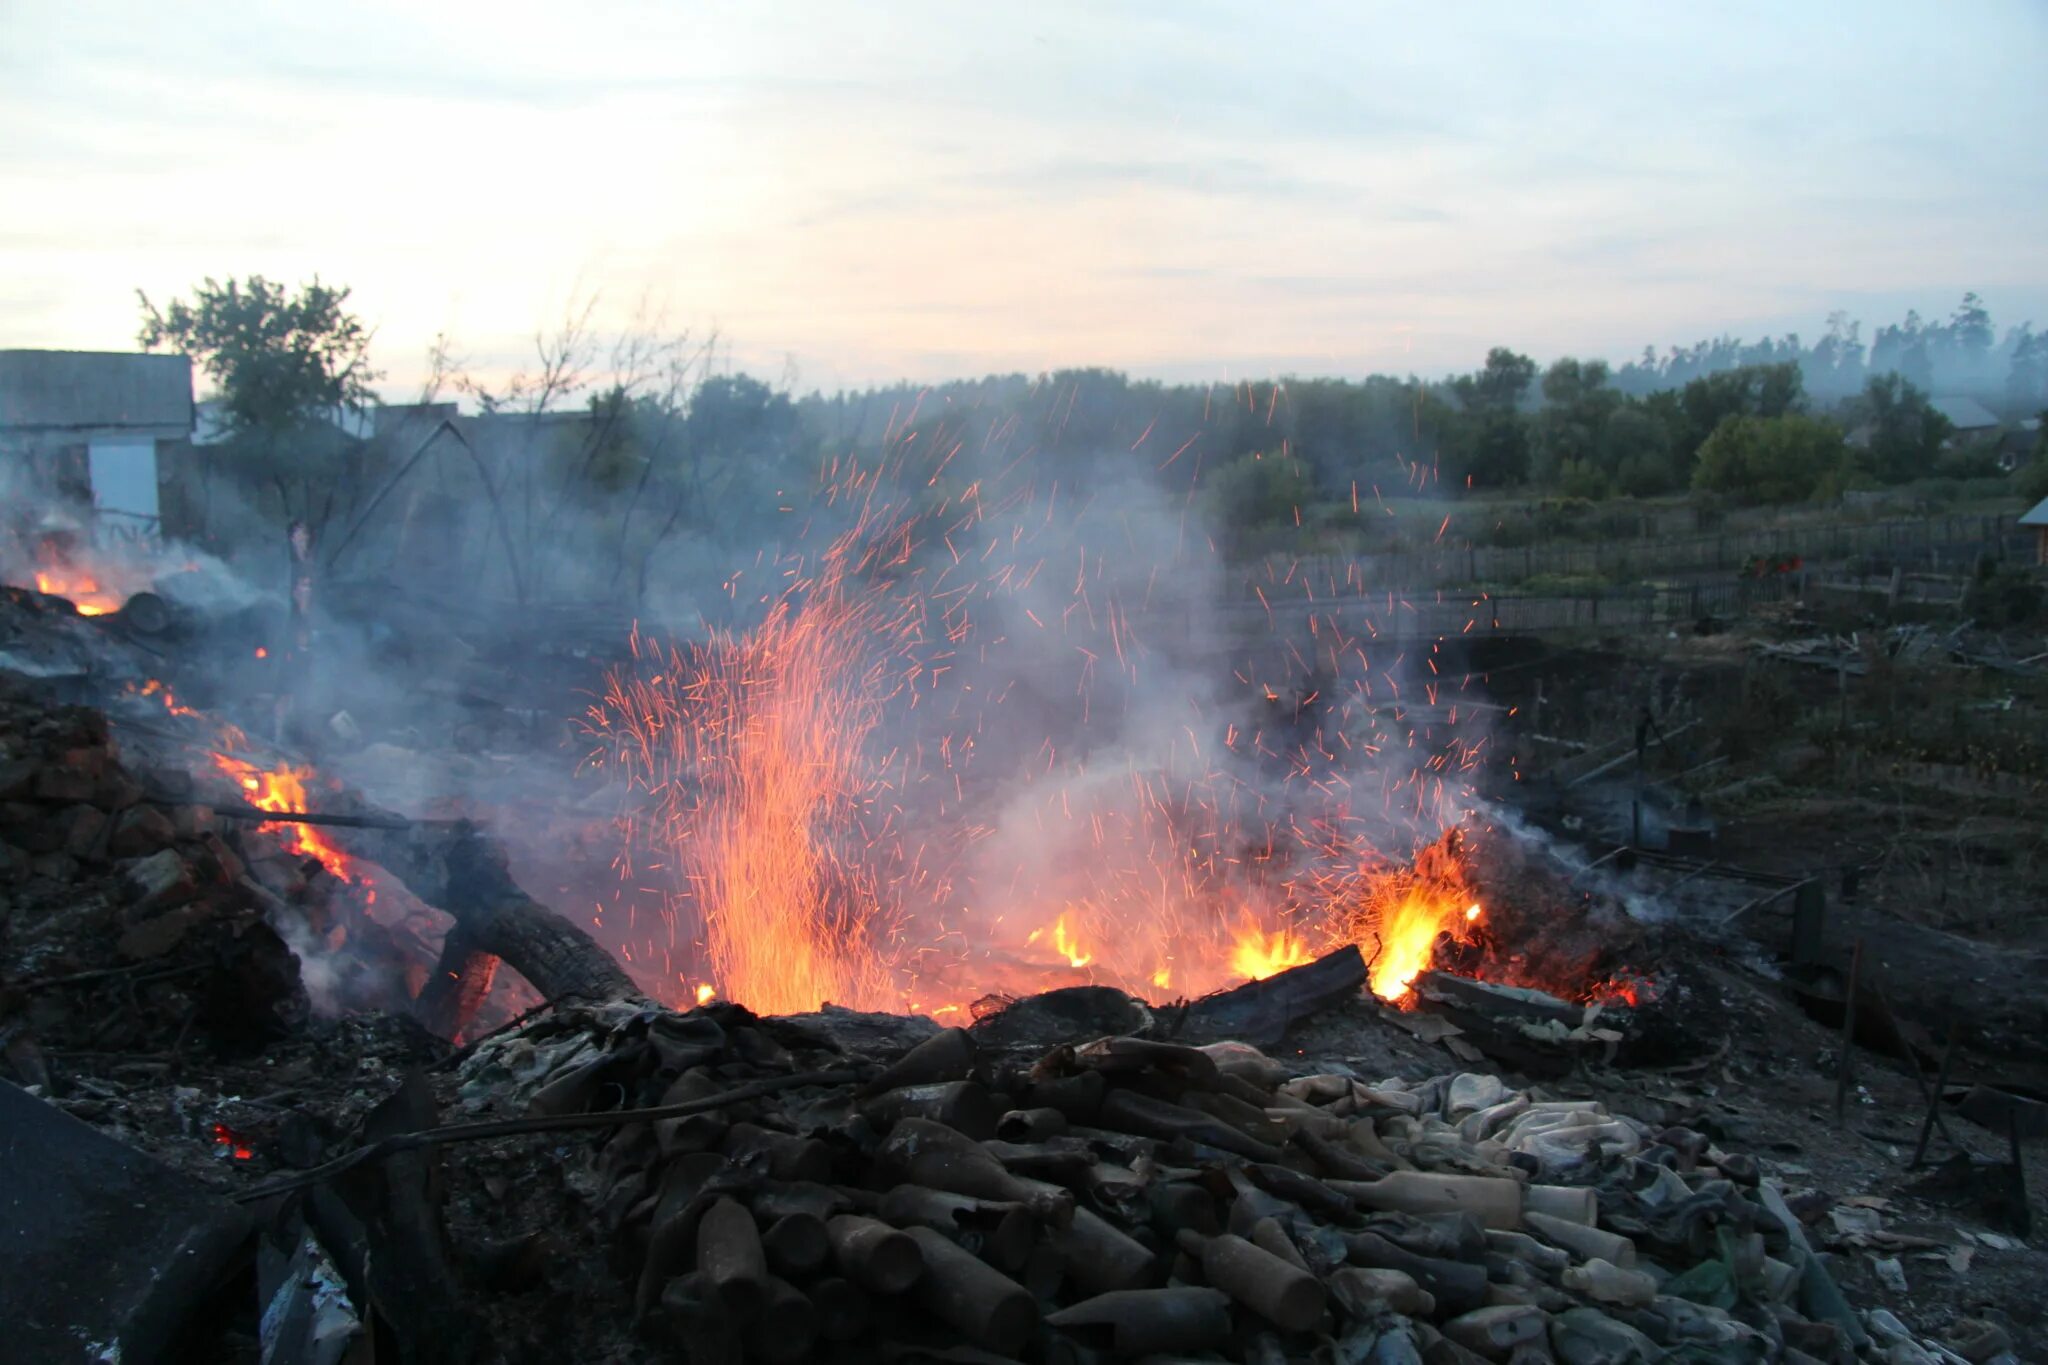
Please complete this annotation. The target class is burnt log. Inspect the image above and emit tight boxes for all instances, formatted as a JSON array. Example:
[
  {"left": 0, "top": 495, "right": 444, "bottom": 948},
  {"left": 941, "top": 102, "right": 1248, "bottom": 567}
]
[
  {"left": 1174, "top": 944, "right": 1367, "bottom": 1046},
  {"left": 334, "top": 815, "right": 639, "bottom": 1035}
]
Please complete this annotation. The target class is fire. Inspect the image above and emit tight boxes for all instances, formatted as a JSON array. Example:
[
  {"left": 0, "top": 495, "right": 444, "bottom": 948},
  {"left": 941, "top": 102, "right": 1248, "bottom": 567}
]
[
  {"left": 1229, "top": 924, "right": 1314, "bottom": 981},
  {"left": 582, "top": 418, "right": 1499, "bottom": 1019},
  {"left": 587, "top": 522, "right": 907, "bottom": 1015},
  {"left": 131, "top": 679, "right": 247, "bottom": 750},
  {"left": 1353, "top": 830, "right": 1484, "bottom": 1003},
  {"left": 210, "top": 753, "right": 356, "bottom": 883},
  {"left": 1027, "top": 912, "right": 1094, "bottom": 969},
  {"left": 33, "top": 567, "right": 122, "bottom": 615},
  {"left": 694, "top": 983, "right": 716, "bottom": 1006},
  {"left": 1367, "top": 889, "right": 1478, "bottom": 1000}
]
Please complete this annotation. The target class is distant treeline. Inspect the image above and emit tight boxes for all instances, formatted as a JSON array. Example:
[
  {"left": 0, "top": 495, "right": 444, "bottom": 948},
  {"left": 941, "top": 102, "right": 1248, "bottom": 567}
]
[{"left": 771, "top": 293, "right": 2047, "bottom": 512}]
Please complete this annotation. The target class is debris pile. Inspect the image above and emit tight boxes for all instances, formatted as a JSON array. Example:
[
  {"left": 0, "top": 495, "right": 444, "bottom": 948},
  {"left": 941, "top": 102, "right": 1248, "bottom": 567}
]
[
  {"left": 0, "top": 671, "right": 439, "bottom": 1078},
  {"left": 305, "top": 996, "right": 1994, "bottom": 1365}
]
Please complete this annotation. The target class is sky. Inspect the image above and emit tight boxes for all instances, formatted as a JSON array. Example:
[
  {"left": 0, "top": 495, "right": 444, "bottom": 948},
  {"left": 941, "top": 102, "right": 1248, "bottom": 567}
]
[{"left": 3, "top": 1, "right": 2045, "bottom": 395}]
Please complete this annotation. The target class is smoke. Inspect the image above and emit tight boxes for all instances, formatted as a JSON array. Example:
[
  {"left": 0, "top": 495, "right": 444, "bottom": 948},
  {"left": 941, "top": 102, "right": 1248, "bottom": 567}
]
[
  {"left": 3, "top": 363, "right": 1501, "bottom": 1020},
  {"left": 581, "top": 384, "right": 1497, "bottom": 1008}
]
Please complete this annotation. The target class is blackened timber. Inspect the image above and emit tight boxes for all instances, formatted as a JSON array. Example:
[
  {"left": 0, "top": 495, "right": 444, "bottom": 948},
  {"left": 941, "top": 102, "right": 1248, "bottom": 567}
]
[
  {"left": 416, "top": 924, "right": 504, "bottom": 1039},
  {"left": 333, "top": 814, "right": 638, "bottom": 1033},
  {"left": 1174, "top": 945, "right": 1366, "bottom": 1046},
  {"left": 207, "top": 802, "right": 418, "bottom": 830}
]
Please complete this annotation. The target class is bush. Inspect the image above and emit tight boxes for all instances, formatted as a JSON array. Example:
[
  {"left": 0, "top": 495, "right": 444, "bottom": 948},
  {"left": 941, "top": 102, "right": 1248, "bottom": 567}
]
[
  {"left": 1478, "top": 516, "right": 1541, "bottom": 549},
  {"left": 1692, "top": 414, "right": 1847, "bottom": 504},
  {"left": 1935, "top": 446, "right": 2004, "bottom": 479},
  {"left": 1962, "top": 557, "right": 2044, "bottom": 627},
  {"left": 1207, "top": 453, "right": 1316, "bottom": 544},
  {"left": 2016, "top": 458, "right": 2048, "bottom": 504},
  {"left": 1556, "top": 459, "right": 1611, "bottom": 501}
]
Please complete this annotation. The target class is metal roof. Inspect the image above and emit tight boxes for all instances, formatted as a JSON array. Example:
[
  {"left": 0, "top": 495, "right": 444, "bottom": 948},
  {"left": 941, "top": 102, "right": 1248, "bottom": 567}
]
[
  {"left": 0, "top": 350, "right": 193, "bottom": 434},
  {"left": 1929, "top": 395, "right": 2000, "bottom": 431},
  {"left": 2020, "top": 496, "right": 2048, "bottom": 528}
]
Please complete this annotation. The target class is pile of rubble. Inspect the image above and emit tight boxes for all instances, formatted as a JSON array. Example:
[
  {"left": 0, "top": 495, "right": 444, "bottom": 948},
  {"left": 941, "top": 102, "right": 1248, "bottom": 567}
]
[
  {"left": 0, "top": 650, "right": 2037, "bottom": 1362},
  {"left": 236, "top": 997, "right": 2008, "bottom": 1365},
  {"left": 0, "top": 671, "right": 446, "bottom": 1081}
]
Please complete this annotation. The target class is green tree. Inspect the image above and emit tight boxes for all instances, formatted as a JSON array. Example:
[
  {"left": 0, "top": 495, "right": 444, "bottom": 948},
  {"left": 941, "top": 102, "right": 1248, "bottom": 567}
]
[
  {"left": 1531, "top": 358, "right": 1620, "bottom": 484},
  {"left": 1848, "top": 374, "right": 1952, "bottom": 483},
  {"left": 1452, "top": 347, "right": 1538, "bottom": 413},
  {"left": 1948, "top": 291, "right": 1993, "bottom": 365},
  {"left": 138, "top": 275, "right": 381, "bottom": 534},
  {"left": 1461, "top": 410, "right": 1532, "bottom": 487},
  {"left": 1602, "top": 405, "right": 1679, "bottom": 496},
  {"left": 1692, "top": 414, "right": 1847, "bottom": 504},
  {"left": 138, "top": 275, "right": 378, "bottom": 447},
  {"left": 1672, "top": 362, "right": 1804, "bottom": 474},
  {"left": 2015, "top": 412, "right": 2048, "bottom": 503}
]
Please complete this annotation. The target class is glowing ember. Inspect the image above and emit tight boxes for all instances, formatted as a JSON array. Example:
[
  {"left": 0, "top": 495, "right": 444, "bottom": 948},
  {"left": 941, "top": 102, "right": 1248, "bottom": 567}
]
[
  {"left": 210, "top": 753, "right": 356, "bottom": 883},
  {"left": 210, "top": 1121, "right": 255, "bottom": 1161},
  {"left": 131, "top": 678, "right": 199, "bottom": 718},
  {"left": 694, "top": 983, "right": 716, "bottom": 1006},
  {"left": 1586, "top": 973, "right": 1656, "bottom": 1008}
]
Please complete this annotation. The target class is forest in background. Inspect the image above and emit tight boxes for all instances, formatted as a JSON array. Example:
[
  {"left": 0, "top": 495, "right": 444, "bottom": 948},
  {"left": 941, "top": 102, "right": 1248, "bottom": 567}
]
[{"left": 144, "top": 281, "right": 2048, "bottom": 604}]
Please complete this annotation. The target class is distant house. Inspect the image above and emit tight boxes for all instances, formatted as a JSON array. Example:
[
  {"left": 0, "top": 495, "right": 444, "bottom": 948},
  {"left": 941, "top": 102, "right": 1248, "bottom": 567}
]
[
  {"left": 0, "top": 349, "right": 194, "bottom": 534},
  {"left": 2022, "top": 495, "right": 2048, "bottom": 566},
  {"left": 1928, "top": 395, "right": 2001, "bottom": 450}
]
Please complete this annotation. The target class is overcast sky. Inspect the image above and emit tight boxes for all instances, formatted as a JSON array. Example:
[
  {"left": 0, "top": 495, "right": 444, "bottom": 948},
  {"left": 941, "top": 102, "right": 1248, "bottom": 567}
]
[{"left": 3, "top": 1, "right": 2044, "bottom": 393}]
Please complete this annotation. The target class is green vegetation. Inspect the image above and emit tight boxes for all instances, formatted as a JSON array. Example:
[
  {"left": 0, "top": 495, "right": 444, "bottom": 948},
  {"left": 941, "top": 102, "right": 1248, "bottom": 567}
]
[
  {"left": 146, "top": 279, "right": 2048, "bottom": 577},
  {"left": 1692, "top": 414, "right": 1848, "bottom": 504},
  {"left": 138, "top": 275, "right": 382, "bottom": 539}
]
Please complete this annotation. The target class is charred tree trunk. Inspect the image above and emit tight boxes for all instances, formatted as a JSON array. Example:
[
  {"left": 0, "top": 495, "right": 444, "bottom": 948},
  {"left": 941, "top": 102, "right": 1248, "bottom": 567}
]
[
  {"left": 1174, "top": 944, "right": 1367, "bottom": 1046},
  {"left": 415, "top": 925, "right": 503, "bottom": 1040},
  {"left": 334, "top": 816, "right": 639, "bottom": 1037}
]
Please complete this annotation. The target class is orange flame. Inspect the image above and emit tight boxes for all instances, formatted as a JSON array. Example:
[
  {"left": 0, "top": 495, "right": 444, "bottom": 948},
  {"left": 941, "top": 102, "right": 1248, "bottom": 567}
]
[
  {"left": 1027, "top": 912, "right": 1095, "bottom": 969},
  {"left": 1229, "top": 924, "right": 1314, "bottom": 981},
  {"left": 34, "top": 568, "right": 121, "bottom": 615},
  {"left": 210, "top": 1122, "right": 255, "bottom": 1161},
  {"left": 210, "top": 753, "right": 356, "bottom": 883},
  {"left": 1368, "top": 890, "right": 1478, "bottom": 1000},
  {"left": 1356, "top": 830, "right": 1483, "bottom": 1003},
  {"left": 579, "top": 437, "right": 1499, "bottom": 1019},
  {"left": 589, "top": 524, "right": 906, "bottom": 1015}
]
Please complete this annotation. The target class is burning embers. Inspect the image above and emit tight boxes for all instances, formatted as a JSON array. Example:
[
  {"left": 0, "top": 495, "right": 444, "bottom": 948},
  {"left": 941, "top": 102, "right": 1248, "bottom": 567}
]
[
  {"left": 579, "top": 453, "right": 1508, "bottom": 1020},
  {"left": 32, "top": 566, "right": 123, "bottom": 615},
  {"left": 7, "top": 526, "right": 152, "bottom": 616}
]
